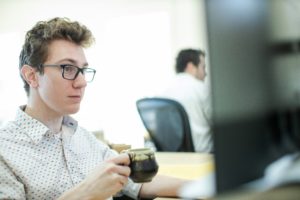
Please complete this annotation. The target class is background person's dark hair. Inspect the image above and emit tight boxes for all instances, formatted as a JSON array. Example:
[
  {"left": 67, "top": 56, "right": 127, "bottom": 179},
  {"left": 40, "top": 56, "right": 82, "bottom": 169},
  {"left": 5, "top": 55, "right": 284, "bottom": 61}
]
[
  {"left": 175, "top": 48, "right": 205, "bottom": 73},
  {"left": 19, "top": 17, "right": 95, "bottom": 96}
]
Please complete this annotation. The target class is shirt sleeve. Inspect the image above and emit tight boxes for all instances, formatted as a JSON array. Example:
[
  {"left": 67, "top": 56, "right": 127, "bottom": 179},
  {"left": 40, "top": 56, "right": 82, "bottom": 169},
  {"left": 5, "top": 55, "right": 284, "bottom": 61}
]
[
  {"left": 121, "top": 179, "right": 142, "bottom": 199},
  {"left": 0, "top": 155, "right": 26, "bottom": 200}
]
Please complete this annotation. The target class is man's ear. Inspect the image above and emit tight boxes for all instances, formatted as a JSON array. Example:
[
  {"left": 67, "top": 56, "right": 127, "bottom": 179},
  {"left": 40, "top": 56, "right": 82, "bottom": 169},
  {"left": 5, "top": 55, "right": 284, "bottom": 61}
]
[
  {"left": 20, "top": 65, "right": 39, "bottom": 88},
  {"left": 185, "top": 62, "right": 197, "bottom": 75}
]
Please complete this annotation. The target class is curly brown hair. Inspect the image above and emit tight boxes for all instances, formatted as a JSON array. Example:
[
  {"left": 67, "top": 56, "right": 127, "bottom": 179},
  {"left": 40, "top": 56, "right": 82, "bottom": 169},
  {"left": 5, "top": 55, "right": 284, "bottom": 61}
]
[{"left": 19, "top": 17, "right": 95, "bottom": 96}]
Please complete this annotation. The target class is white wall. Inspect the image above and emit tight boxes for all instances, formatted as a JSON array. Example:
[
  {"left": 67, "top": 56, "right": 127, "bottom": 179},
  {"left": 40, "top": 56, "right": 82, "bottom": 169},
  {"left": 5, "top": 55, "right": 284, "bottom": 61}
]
[{"left": 0, "top": 0, "right": 208, "bottom": 147}]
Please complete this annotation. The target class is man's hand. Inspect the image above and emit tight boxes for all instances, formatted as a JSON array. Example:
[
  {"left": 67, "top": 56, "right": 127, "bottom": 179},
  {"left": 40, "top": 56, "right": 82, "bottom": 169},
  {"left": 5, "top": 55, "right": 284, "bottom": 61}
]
[{"left": 58, "top": 153, "right": 131, "bottom": 200}]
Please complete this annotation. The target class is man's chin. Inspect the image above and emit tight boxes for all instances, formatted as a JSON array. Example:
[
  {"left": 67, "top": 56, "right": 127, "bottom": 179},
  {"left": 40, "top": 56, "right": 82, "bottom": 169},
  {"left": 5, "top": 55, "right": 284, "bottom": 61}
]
[{"left": 66, "top": 106, "right": 80, "bottom": 115}]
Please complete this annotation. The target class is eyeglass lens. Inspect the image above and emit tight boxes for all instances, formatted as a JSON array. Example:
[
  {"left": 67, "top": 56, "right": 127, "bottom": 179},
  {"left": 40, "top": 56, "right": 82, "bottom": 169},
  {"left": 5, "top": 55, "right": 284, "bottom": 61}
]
[{"left": 63, "top": 65, "right": 95, "bottom": 82}]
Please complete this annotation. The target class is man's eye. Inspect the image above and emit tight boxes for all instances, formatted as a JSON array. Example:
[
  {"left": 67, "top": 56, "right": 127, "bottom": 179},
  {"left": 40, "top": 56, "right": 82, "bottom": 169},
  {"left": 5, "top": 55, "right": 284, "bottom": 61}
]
[{"left": 64, "top": 65, "right": 76, "bottom": 72}]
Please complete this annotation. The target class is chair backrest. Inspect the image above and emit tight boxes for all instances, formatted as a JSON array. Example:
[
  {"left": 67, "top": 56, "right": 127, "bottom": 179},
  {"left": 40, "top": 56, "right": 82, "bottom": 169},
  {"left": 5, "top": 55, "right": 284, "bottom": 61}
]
[{"left": 136, "top": 97, "right": 195, "bottom": 152}]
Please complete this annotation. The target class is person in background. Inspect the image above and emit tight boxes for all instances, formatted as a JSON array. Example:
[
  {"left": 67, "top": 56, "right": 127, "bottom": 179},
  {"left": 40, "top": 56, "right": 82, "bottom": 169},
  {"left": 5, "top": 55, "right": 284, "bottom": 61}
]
[
  {"left": 161, "top": 48, "right": 213, "bottom": 153},
  {"left": 0, "top": 17, "right": 190, "bottom": 200}
]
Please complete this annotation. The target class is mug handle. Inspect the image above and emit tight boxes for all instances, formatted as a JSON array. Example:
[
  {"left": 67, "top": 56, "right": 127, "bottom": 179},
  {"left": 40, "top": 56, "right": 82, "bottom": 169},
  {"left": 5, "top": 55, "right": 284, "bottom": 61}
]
[
  {"left": 121, "top": 150, "right": 134, "bottom": 166},
  {"left": 127, "top": 152, "right": 135, "bottom": 166}
]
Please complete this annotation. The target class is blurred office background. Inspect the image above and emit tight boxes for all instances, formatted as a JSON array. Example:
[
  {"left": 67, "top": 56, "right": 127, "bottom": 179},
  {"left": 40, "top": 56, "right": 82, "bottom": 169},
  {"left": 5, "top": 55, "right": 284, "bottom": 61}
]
[
  {"left": 1, "top": 0, "right": 300, "bottom": 150},
  {"left": 269, "top": 0, "right": 300, "bottom": 110},
  {"left": 0, "top": 0, "right": 208, "bottom": 147}
]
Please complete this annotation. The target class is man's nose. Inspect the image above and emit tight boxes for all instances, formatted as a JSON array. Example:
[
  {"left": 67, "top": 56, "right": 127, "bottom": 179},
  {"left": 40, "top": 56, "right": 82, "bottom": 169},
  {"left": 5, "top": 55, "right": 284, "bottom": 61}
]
[{"left": 73, "top": 72, "right": 87, "bottom": 88}]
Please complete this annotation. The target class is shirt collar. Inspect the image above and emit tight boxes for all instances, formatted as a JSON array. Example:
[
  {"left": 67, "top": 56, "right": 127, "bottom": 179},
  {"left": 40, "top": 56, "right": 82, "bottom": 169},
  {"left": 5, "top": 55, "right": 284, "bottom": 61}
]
[{"left": 15, "top": 105, "right": 78, "bottom": 144}]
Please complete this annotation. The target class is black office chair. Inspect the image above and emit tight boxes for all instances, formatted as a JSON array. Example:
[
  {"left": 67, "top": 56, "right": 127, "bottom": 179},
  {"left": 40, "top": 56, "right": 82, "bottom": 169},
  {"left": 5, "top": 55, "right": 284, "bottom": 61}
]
[{"left": 136, "top": 97, "right": 195, "bottom": 152}]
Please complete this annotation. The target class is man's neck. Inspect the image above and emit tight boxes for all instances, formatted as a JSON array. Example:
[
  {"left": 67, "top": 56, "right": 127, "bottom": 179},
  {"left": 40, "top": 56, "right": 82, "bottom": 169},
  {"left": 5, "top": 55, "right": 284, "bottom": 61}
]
[{"left": 25, "top": 104, "right": 63, "bottom": 134}]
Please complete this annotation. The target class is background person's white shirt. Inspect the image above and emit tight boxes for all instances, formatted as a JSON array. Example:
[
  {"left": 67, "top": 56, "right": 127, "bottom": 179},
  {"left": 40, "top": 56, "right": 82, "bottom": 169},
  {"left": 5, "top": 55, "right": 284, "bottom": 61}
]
[{"left": 160, "top": 73, "right": 213, "bottom": 152}]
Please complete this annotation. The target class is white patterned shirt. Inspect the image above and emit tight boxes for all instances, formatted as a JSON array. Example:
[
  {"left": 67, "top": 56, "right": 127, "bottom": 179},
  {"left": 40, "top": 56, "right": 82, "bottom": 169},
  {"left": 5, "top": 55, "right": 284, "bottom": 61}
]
[{"left": 0, "top": 106, "right": 141, "bottom": 200}]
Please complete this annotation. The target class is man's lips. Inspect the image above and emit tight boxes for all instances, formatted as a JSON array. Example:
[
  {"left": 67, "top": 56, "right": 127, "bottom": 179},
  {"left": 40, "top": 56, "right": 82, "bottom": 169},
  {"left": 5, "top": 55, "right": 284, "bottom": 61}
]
[
  {"left": 69, "top": 95, "right": 81, "bottom": 98},
  {"left": 68, "top": 95, "right": 82, "bottom": 102}
]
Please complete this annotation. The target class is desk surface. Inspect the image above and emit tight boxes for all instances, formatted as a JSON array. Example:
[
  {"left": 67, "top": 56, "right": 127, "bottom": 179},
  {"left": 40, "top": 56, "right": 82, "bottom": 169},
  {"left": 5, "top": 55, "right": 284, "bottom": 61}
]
[
  {"left": 155, "top": 152, "right": 214, "bottom": 180},
  {"left": 155, "top": 153, "right": 300, "bottom": 200},
  {"left": 154, "top": 152, "right": 214, "bottom": 200}
]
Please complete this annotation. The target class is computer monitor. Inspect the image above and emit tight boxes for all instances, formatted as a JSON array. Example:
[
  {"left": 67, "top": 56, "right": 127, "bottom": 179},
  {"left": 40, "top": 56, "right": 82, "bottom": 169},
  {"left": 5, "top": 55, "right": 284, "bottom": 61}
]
[{"left": 205, "top": 0, "right": 296, "bottom": 194}]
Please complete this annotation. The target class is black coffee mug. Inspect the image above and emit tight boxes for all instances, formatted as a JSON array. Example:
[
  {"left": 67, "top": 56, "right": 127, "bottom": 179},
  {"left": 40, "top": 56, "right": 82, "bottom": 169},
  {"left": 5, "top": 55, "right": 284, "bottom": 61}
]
[{"left": 123, "top": 148, "right": 159, "bottom": 183}]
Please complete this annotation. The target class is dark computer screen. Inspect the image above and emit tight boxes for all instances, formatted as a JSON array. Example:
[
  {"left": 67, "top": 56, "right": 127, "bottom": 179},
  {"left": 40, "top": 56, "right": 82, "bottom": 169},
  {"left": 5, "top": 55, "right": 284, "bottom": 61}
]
[{"left": 205, "top": 0, "right": 291, "bottom": 194}]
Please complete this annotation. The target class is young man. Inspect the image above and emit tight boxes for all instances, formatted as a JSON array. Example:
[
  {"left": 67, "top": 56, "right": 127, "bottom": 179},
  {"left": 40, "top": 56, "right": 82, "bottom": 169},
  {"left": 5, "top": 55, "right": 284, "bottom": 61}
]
[
  {"left": 0, "top": 17, "right": 188, "bottom": 200},
  {"left": 161, "top": 49, "right": 213, "bottom": 153}
]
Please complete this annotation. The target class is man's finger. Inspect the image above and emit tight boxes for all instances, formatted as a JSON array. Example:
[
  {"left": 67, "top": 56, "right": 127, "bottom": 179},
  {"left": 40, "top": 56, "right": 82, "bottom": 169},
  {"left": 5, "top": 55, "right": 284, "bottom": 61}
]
[{"left": 107, "top": 153, "right": 130, "bottom": 166}]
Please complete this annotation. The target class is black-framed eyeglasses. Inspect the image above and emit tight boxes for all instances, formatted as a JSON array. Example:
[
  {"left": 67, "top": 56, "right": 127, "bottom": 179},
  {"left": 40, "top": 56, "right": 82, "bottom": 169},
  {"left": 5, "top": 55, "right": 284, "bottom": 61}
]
[{"left": 40, "top": 64, "right": 96, "bottom": 82}]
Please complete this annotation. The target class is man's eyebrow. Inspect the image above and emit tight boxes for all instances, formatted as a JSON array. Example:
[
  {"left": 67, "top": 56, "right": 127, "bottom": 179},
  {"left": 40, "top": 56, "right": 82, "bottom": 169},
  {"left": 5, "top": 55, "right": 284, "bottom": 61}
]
[{"left": 56, "top": 58, "right": 89, "bottom": 67}]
